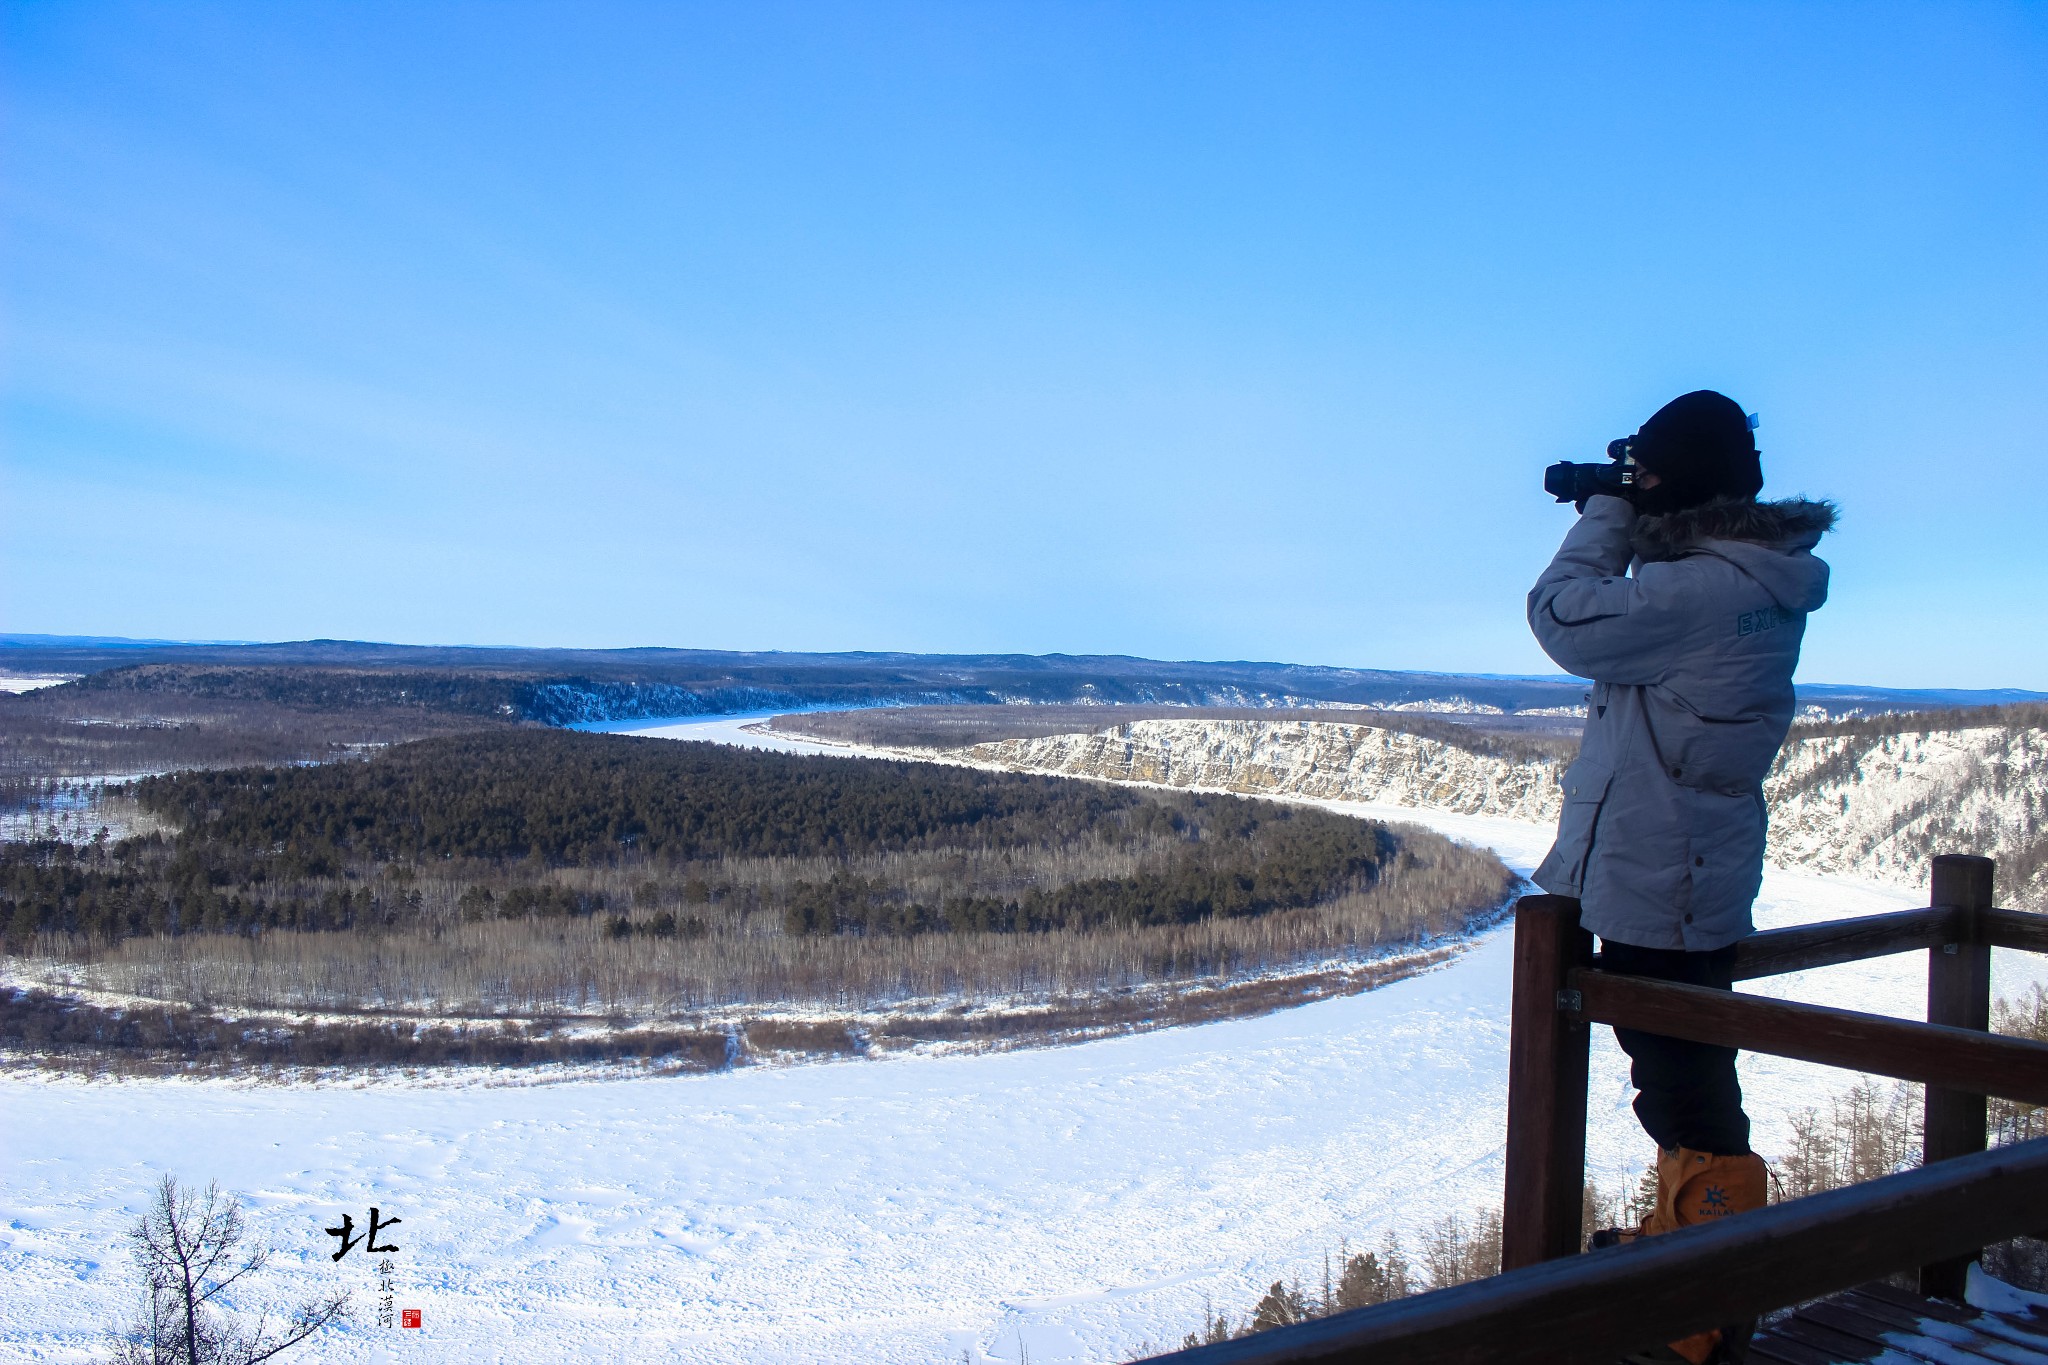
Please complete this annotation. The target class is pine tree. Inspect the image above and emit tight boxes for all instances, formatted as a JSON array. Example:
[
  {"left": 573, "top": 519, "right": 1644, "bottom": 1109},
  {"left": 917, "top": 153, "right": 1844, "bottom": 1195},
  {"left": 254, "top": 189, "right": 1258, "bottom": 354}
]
[
  {"left": 1249, "top": 1279, "right": 1309, "bottom": 1333},
  {"left": 1336, "top": 1251, "right": 1397, "bottom": 1310}
]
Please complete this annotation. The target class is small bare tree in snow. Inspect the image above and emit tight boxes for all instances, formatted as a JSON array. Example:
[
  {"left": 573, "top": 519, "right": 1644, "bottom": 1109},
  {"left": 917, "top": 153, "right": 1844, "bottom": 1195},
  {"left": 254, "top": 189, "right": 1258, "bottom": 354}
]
[{"left": 108, "top": 1175, "right": 348, "bottom": 1365}]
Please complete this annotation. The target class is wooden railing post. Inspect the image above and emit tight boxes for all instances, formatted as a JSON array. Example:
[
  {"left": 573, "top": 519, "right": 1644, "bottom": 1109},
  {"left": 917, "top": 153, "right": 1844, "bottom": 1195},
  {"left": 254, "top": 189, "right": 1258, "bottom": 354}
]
[
  {"left": 1921, "top": 853, "right": 1995, "bottom": 1300},
  {"left": 1502, "top": 895, "right": 1594, "bottom": 1271}
]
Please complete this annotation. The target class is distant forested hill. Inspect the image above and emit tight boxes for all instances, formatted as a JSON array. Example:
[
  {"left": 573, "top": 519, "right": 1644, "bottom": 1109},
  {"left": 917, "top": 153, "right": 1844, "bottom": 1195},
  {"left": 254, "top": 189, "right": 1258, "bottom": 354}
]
[
  {"left": 8, "top": 634, "right": 2038, "bottom": 718},
  {"left": 1, "top": 636, "right": 1603, "bottom": 712}
]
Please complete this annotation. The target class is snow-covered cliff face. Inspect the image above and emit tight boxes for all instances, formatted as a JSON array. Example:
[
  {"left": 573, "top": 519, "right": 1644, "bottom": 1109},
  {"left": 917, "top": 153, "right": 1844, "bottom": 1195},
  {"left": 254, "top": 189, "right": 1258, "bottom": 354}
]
[
  {"left": 965, "top": 719, "right": 1567, "bottom": 822},
  {"left": 964, "top": 717, "right": 2048, "bottom": 908},
  {"left": 1766, "top": 725, "right": 2047, "bottom": 906}
]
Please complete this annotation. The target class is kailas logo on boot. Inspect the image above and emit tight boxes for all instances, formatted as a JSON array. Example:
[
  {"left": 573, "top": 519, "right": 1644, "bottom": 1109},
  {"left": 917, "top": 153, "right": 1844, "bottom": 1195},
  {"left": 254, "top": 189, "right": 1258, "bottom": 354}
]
[{"left": 1697, "top": 1184, "right": 1731, "bottom": 1215}]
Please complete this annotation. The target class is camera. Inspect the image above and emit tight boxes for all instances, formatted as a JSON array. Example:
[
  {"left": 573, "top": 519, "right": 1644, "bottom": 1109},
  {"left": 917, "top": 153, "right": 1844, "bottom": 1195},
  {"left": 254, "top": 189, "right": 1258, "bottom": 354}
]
[{"left": 1544, "top": 438, "right": 1637, "bottom": 506}]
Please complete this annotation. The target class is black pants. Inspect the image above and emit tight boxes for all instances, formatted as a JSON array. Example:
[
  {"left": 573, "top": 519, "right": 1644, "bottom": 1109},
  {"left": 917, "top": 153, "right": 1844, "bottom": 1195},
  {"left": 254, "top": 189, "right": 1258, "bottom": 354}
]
[{"left": 1601, "top": 939, "right": 1751, "bottom": 1156}]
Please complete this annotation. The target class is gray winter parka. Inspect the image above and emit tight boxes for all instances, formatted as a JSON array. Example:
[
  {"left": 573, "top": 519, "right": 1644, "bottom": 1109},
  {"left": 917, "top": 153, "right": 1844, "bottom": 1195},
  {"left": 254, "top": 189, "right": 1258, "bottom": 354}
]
[{"left": 1528, "top": 493, "right": 1836, "bottom": 951}]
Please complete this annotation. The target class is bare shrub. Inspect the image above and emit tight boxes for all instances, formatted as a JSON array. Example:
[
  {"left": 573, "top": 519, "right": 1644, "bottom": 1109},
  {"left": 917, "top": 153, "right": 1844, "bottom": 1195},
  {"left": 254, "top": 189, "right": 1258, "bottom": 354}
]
[
  {"left": 109, "top": 1174, "right": 347, "bottom": 1364},
  {"left": 742, "top": 1020, "right": 859, "bottom": 1057}
]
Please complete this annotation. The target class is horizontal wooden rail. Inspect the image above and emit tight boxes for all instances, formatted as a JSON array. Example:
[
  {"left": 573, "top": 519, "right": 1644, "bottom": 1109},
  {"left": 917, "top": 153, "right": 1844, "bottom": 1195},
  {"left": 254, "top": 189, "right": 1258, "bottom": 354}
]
[
  {"left": 1139, "top": 1136, "right": 2048, "bottom": 1365},
  {"left": 1585, "top": 901, "right": 2042, "bottom": 984},
  {"left": 1569, "top": 970, "right": 2048, "bottom": 1106},
  {"left": 1723, "top": 906, "right": 1959, "bottom": 980},
  {"left": 1985, "top": 907, "right": 2048, "bottom": 955}
]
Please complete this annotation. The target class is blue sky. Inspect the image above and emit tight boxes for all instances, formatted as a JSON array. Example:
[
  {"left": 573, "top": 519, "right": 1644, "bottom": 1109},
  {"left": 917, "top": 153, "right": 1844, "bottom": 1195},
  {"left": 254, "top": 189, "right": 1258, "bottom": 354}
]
[{"left": 4, "top": 2, "right": 2044, "bottom": 687}]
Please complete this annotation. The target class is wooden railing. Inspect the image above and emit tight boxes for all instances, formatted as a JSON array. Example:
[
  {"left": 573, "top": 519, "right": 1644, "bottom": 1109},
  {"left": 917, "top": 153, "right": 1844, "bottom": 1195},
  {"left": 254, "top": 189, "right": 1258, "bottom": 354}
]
[{"left": 1139, "top": 854, "right": 2048, "bottom": 1363}]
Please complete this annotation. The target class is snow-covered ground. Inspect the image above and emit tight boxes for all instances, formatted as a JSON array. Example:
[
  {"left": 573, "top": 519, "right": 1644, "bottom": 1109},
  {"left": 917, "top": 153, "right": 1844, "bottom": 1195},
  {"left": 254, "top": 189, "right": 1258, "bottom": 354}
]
[{"left": 6, "top": 714, "right": 2045, "bottom": 1364}]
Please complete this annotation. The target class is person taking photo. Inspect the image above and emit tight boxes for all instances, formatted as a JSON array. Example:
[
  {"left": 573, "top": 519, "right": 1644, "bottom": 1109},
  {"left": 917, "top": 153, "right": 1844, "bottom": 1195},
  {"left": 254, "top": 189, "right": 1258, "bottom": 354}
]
[{"left": 1528, "top": 389, "right": 1837, "bottom": 1365}]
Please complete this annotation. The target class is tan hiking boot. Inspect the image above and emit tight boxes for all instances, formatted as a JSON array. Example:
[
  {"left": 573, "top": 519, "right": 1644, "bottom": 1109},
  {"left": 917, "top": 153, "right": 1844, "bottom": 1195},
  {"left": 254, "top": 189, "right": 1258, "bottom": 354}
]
[
  {"left": 1597, "top": 1148, "right": 1768, "bottom": 1363},
  {"left": 1659, "top": 1148, "right": 1767, "bottom": 1364},
  {"left": 1662, "top": 1147, "right": 1768, "bottom": 1229}
]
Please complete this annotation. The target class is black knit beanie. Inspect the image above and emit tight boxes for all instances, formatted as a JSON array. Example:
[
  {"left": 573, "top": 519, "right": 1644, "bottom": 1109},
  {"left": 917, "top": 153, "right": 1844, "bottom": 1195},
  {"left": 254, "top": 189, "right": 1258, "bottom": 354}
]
[{"left": 1629, "top": 390, "right": 1763, "bottom": 516}]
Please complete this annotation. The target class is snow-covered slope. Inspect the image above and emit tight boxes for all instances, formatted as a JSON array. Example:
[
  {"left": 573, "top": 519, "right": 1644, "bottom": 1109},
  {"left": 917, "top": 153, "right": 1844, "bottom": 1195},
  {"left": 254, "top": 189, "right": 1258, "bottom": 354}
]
[
  {"left": 1767, "top": 724, "right": 2048, "bottom": 907},
  {"left": 963, "top": 717, "right": 2048, "bottom": 907}
]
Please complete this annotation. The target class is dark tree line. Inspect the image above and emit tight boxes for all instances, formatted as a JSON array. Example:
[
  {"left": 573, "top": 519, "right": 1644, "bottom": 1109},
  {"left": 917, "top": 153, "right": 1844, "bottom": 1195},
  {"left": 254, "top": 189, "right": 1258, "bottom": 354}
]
[
  {"left": 131, "top": 731, "right": 1170, "bottom": 866},
  {"left": 0, "top": 836, "right": 416, "bottom": 943},
  {"left": 782, "top": 814, "right": 1387, "bottom": 936}
]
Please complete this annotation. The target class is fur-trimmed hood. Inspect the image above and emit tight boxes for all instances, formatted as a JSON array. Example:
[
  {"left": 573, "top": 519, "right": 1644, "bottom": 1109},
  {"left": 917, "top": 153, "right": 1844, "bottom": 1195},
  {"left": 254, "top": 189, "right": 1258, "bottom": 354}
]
[
  {"left": 1634, "top": 496, "right": 1837, "bottom": 614},
  {"left": 1631, "top": 496, "right": 1837, "bottom": 562}
]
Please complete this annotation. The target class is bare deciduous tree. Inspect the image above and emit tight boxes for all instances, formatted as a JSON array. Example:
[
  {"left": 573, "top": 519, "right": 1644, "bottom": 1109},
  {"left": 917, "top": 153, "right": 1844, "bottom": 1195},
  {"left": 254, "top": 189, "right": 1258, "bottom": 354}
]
[{"left": 108, "top": 1175, "right": 347, "bottom": 1365}]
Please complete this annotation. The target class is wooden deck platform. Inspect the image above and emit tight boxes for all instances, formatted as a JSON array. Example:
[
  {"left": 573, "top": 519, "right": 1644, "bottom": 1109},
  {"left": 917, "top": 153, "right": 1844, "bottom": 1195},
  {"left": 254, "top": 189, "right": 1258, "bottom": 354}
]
[{"left": 1752, "top": 1280, "right": 2048, "bottom": 1365}]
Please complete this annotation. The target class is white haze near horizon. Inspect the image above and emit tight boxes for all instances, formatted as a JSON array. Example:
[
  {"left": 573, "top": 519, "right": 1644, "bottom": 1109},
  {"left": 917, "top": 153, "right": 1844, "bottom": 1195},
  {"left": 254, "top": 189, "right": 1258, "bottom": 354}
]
[{"left": 6, "top": 712, "right": 2045, "bottom": 1365}]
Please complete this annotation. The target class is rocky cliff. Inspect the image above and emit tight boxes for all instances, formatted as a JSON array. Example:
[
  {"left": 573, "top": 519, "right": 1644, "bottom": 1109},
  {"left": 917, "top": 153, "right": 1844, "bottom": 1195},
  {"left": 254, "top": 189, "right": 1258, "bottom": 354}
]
[{"left": 965, "top": 719, "right": 1566, "bottom": 821}]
